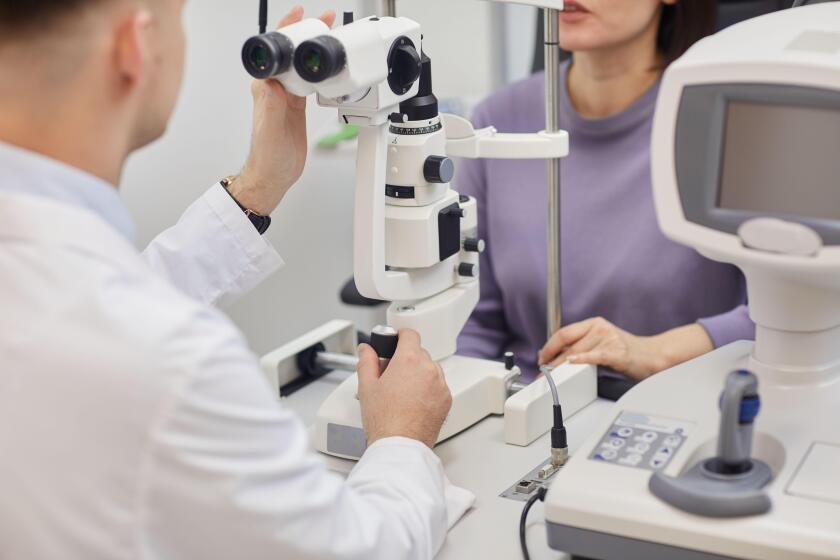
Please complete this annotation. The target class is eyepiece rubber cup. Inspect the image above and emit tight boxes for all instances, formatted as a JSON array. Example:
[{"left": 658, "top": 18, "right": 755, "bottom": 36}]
[
  {"left": 242, "top": 32, "right": 294, "bottom": 79},
  {"left": 294, "top": 36, "right": 346, "bottom": 83}
]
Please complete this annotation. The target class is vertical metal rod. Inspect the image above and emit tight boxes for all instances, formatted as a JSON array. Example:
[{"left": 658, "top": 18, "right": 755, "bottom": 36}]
[
  {"left": 382, "top": 0, "right": 396, "bottom": 16},
  {"left": 544, "top": 8, "right": 563, "bottom": 337}
]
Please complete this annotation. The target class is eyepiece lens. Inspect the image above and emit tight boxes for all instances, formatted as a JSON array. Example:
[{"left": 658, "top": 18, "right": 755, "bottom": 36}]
[
  {"left": 250, "top": 45, "right": 271, "bottom": 71},
  {"left": 241, "top": 32, "right": 293, "bottom": 79},
  {"left": 302, "top": 49, "right": 323, "bottom": 74}
]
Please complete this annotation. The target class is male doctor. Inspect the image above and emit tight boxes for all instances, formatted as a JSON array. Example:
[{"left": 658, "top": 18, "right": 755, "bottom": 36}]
[{"left": 0, "top": 1, "right": 459, "bottom": 559}]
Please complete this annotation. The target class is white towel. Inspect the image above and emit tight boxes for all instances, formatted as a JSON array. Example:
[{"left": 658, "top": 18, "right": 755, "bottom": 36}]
[{"left": 444, "top": 475, "right": 476, "bottom": 529}]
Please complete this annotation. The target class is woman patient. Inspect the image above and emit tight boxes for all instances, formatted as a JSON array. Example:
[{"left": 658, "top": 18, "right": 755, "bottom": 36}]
[{"left": 456, "top": 0, "right": 753, "bottom": 389}]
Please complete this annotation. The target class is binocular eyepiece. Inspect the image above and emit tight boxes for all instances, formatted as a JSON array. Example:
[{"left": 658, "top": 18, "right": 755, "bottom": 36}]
[
  {"left": 242, "top": 32, "right": 346, "bottom": 84},
  {"left": 240, "top": 16, "right": 423, "bottom": 103},
  {"left": 294, "top": 36, "right": 347, "bottom": 83},
  {"left": 242, "top": 32, "right": 295, "bottom": 79}
]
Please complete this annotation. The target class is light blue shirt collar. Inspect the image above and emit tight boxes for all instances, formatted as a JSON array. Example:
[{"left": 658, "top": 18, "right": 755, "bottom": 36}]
[{"left": 0, "top": 141, "right": 136, "bottom": 242}]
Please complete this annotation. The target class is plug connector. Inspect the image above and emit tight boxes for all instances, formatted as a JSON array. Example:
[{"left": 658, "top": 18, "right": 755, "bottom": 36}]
[{"left": 550, "top": 404, "right": 568, "bottom": 468}]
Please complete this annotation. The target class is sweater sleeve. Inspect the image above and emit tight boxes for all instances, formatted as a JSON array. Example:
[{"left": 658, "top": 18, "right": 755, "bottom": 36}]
[{"left": 698, "top": 304, "right": 756, "bottom": 348}]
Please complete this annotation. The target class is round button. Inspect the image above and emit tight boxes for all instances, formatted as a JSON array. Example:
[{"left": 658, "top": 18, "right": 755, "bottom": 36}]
[
  {"left": 463, "top": 238, "right": 486, "bottom": 253},
  {"left": 608, "top": 438, "right": 625, "bottom": 449},
  {"left": 617, "top": 427, "right": 634, "bottom": 438},
  {"left": 664, "top": 435, "right": 682, "bottom": 447},
  {"left": 601, "top": 449, "right": 617, "bottom": 460},
  {"left": 458, "top": 263, "right": 478, "bottom": 278},
  {"left": 630, "top": 443, "right": 650, "bottom": 454},
  {"left": 424, "top": 156, "right": 455, "bottom": 184},
  {"left": 641, "top": 431, "right": 658, "bottom": 443}
]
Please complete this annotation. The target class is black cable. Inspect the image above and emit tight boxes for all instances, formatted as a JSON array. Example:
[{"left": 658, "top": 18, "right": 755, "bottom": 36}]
[
  {"left": 259, "top": 0, "right": 268, "bottom": 34},
  {"left": 519, "top": 486, "right": 548, "bottom": 560}
]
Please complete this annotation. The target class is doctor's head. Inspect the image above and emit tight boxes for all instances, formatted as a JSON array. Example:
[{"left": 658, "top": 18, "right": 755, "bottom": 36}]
[
  {"left": 0, "top": 0, "right": 187, "bottom": 160},
  {"left": 559, "top": 0, "right": 717, "bottom": 67}
]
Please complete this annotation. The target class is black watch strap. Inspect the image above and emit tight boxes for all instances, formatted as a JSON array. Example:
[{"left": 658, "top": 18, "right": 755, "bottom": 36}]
[{"left": 220, "top": 177, "right": 272, "bottom": 235}]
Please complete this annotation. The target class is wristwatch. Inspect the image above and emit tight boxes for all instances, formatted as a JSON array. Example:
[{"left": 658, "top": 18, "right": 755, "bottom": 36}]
[{"left": 220, "top": 176, "right": 272, "bottom": 235}]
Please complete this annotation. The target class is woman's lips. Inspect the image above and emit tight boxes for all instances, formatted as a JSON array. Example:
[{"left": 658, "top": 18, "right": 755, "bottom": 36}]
[{"left": 560, "top": 1, "right": 590, "bottom": 23}]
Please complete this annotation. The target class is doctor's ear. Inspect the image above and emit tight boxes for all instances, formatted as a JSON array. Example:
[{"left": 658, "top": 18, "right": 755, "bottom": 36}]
[{"left": 113, "top": 9, "right": 155, "bottom": 91}]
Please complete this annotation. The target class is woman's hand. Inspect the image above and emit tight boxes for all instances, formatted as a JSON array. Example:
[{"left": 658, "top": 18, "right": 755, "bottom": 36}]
[
  {"left": 538, "top": 318, "right": 714, "bottom": 382},
  {"left": 230, "top": 6, "right": 337, "bottom": 216}
]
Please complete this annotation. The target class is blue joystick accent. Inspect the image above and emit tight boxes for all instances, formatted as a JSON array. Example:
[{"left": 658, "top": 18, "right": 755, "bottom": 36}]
[{"left": 739, "top": 395, "right": 761, "bottom": 424}]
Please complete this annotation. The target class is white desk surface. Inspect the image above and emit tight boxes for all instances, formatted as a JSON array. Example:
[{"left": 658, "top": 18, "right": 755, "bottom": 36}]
[{"left": 281, "top": 370, "right": 615, "bottom": 560}]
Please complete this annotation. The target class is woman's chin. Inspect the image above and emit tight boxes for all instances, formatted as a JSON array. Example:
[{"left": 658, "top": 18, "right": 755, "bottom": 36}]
[{"left": 559, "top": 36, "right": 610, "bottom": 55}]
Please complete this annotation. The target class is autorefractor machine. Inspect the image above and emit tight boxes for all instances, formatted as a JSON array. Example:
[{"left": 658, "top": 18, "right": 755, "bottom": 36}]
[{"left": 545, "top": 4, "right": 840, "bottom": 559}]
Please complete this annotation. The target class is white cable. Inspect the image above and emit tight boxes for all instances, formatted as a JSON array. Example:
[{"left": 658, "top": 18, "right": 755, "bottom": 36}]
[{"left": 540, "top": 364, "right": 560, "bottom": 407}]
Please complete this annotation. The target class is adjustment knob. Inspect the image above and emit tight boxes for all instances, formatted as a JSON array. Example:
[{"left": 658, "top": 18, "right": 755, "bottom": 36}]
[
  {"left": 424, "top": 156, "right": 455, "bottom": 184},
  {"left": 463, "top": 237, "right": 485, "bottom": 253},
  {"left": 458, "top": 263, "right": 478, "bottom": 278},
  {"left": 387, "top": 39, "right": 422, "bottom": 95},
  {"left": 504, "top": 351, "right": 516, "bottom": 371},
  {"left": 444, "top": 206, "right": 465, "bottom": 219},
  {"left": 370, "top": 325, "right": 399, "bottom": 359}
]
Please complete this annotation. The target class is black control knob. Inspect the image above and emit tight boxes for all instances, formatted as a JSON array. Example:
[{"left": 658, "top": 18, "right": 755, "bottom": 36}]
[
  {"left": 424, "top": 156, "right": 455, "bottom": 184},
  {"left": 370, "top": 325, "right": 399, "bottom": 359},
  {"left": 458, "top": 263, "right": 478, "bottom": 278},
  {"left": 444, "top": 206, "right": 465, "bottom": 219},
  {"left": 387, "top": 38, "right": 422, "bottom": 95},
  {"left": 463, "top": 237, "right": 485, "bottom": 253},
  {"left": 504, "top": 351, "right": 516, "bottom": 371}
]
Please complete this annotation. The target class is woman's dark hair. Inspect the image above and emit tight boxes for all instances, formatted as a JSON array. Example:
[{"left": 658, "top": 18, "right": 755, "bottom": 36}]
[{"left": 658, "top": 1, "right": 719, "bottom": 66}]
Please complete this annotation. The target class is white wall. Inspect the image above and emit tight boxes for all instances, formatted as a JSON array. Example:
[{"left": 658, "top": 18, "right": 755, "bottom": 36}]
[
  {"left": 122, "top": 0, "right": 506, "bottom": 357},
  {"left": 501, "top": 4, "right": 539, "bottom": 83}
]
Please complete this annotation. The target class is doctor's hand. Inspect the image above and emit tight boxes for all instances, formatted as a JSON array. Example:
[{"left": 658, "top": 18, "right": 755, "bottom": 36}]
[
  {"left": 538, "top": 318, "right": 714, "bottom": 382},
  {"left": 232, "top": 6, "right": 337, "bottom": 216},
  {"left": 357, "top": 330, "right": 453, "bottom": 449}
]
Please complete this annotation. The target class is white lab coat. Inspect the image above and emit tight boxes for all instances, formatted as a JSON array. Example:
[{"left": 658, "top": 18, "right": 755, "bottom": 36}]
[{"left": 0, "top": 176, "right": 456, "bottom": 559}]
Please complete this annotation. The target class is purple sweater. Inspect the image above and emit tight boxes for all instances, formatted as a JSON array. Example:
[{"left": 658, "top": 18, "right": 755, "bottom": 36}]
[{"left": 455, "top": 64, "right": 754, "bottom": 380}]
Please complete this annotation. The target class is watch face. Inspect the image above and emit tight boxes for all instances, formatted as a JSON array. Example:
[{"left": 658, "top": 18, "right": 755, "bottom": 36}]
[{"left": 251, "top": 214, "right": 272, "bottom": 235}]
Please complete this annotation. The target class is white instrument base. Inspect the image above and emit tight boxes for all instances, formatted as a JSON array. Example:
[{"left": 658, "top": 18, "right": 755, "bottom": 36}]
[
  {"left": 546, "top": 341, "right": 840, "bottom": 560},
  {"left": 313, "top": 354, "right": 596, "bottom": 460}
]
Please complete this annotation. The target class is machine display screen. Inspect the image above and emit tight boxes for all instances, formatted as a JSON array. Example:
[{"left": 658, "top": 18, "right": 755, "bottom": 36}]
[{"left": 718, "top": 101, "right": 840, "bottom": 220}]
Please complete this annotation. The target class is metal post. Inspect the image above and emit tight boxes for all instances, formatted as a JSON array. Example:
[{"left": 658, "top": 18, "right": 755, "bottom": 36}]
[
  {"left": 315, "top": 351, "right": 360, "bottom": 372},
  {"left": 382, "top": 0, "right": 396, "bottom": 16},
  {"left": 544, "top": 8, "right": 563, "bottom": 337}
]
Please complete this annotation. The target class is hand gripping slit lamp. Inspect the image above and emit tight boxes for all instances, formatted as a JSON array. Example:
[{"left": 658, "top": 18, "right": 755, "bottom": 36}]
[{"left": 247, "top": 0, "right": 593, "bottom": 461}]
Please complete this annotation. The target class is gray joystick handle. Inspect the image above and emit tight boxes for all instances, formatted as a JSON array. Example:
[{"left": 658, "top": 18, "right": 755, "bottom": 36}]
[
  {"left": 717, "top": 369, "right": 761, "bottom": 472},
  {"left": 370, "top": 326, "right": 399, "bottom": 359}
]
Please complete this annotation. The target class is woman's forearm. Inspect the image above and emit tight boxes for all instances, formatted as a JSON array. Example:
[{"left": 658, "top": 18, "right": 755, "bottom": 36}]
[{"left": 652, "top": 323, "right": 715, "bottom": 372}]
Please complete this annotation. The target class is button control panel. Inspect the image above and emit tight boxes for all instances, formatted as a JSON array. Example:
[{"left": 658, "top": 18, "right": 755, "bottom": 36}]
[{"left": 589, "top": 411, "right": 693, "bottom": 472}]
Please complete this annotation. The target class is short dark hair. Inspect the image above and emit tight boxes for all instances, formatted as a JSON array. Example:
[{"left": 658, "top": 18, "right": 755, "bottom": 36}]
[
  {"left": 0, "top": 1, "right": 103, "bottom": 33},
  {"left": 658, "top": 1, "right": 719, "bottom": 66}
]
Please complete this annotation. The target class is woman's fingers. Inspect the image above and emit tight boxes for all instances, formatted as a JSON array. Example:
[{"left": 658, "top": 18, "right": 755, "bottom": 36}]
[
  {"left": 568, "top": 347, "right": 611, "bottom": 368},
  {"left": 539, "top": 318, "right": 595, "bottom": 365},
  {"left": 550, "top": 334, "right": 601, "bottom": 367}
]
